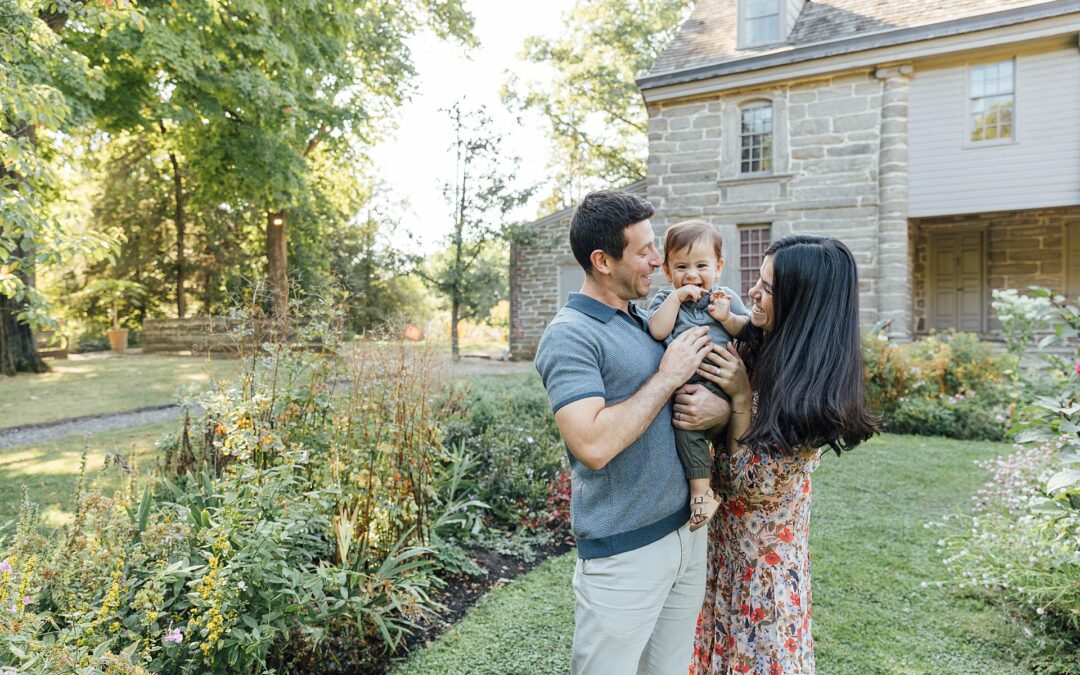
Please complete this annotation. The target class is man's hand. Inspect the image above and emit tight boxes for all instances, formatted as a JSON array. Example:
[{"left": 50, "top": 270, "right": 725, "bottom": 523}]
[
  {"left": 677, "top": 285, "right": 705, "bottom": 303},
  {"left": 658, "top": 326, "right": 711, "bottom": 387},
  {"left": 697, "top": 342, "right": 751, "bottom": 406},
  {"left": 672, "top": 383, "right": 731, "bottom": 431},
  {"left": 707, "top": 289, "right": 732, "bottom": 322}
]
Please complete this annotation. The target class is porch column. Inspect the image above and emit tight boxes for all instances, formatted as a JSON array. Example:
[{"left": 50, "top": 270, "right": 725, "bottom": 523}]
[{"left": 875, "top": 64, "right": 913, "bottom": 340}]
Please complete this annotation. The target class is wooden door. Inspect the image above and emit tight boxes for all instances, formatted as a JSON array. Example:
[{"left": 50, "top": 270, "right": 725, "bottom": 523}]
[{"left": 929, "top": 230, "right": 985, "bottom": 332}]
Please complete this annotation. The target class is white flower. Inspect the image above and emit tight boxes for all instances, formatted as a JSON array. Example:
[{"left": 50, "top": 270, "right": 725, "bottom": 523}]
[
  {"left": 237, "top": 580, "right": 247, "bottom": 591},
  {"left": 1036, "top": 607, "right": 1045, "bottom": 615}
]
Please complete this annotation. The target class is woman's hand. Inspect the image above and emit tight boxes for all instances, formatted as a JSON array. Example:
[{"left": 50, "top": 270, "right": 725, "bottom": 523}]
[
  {"left": 672, "top": 383, "right": 730, "bottom": 431},
  {"left": 696, "top": 342, "right": 751, "bottom": 404}
]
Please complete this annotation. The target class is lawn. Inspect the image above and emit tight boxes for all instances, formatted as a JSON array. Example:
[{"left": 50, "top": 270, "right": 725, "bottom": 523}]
[
  {"left": 0, "top": 353, "right": 240, "bottom": 428},
  {"left": 393, "top": 434, "right": 1035, "bottom": 674},
  {"left": 0, "top": 421, "right": 176, "bottom": 528}
]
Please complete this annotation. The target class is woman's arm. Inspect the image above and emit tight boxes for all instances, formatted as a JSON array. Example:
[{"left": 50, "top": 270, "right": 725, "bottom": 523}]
[{"left": 695, "top": 342, "right": 752, "bottom": 450}]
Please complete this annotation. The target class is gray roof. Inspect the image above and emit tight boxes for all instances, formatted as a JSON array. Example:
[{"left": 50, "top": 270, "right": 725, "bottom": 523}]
[{"left": 644, "top": 0, "right": 1070, "bottom": 83}]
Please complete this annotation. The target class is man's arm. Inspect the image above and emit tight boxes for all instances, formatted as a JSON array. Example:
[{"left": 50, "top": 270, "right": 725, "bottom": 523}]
[{"left": 555, "top": 326, "right": 712, "bottom": 471}]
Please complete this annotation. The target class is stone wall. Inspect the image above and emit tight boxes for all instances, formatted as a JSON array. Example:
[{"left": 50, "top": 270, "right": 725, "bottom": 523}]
[
  {"left": 911, "top": 206, "right": 1079, "bottom": 334},
  {"left": 509, "top": 210, "right": 573, "bottom": 361},
  {"left": 645, "top": 68, "right": 912, "bottom": 333}
]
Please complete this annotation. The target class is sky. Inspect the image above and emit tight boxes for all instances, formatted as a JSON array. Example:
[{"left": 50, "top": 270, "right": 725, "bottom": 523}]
[{"left": 368, "top": 0, "right": 577, "bottom": 253}]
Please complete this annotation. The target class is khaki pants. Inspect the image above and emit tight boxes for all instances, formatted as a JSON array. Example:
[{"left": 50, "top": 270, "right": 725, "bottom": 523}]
[{"left": 571, "top": 521, "right": 706, "bottom": 675}]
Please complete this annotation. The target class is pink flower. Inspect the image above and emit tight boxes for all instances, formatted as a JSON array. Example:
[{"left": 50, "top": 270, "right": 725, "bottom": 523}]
[
  {"left": 163, "top": 628, "right": 184, "bottom": 644},
  {"left": 21, "top": 596, "right": 30, "bottom": 606},
  {"left": 1075, "top": 362, "right": 1080, "bottom": 376}
]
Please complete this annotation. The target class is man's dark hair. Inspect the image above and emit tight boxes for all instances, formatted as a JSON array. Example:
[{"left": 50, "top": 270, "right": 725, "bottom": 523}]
[{"left": 569, "top": 190, "right": 655, "bottom": 274}]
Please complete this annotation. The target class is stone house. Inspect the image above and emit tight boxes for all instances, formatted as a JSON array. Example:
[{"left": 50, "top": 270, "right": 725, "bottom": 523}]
[{"left": 509, "top": 0, "right": 1080, "bottom": 360}]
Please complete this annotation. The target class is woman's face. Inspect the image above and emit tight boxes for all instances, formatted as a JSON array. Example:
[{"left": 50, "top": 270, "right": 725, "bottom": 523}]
[{"left": 747, "top": 255, "right": 775, "bottom": 331}]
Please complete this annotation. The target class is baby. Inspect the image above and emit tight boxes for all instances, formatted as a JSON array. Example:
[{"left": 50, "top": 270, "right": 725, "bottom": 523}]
[{"left": 647, "top": 220, "right": 750, "bottom": 531}]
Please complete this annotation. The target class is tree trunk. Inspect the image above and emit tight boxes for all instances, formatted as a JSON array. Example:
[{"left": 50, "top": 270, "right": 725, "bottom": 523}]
[
  {"left": 168, "top": 150, "right": 186, "bottom": 318},
  {"left": 266, "top": 210, "right": 288, "bottom": 317},
  {"left": 450, "top": 297, "right": 460, "bottom": 361},
  {"left": 0, "top": 281, "right": 46, "bottom": 376}
]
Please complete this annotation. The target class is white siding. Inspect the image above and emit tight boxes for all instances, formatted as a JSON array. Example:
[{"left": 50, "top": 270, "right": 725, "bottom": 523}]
[{"left": 909, "top": 47, "right": 1080, "bottom": 217}]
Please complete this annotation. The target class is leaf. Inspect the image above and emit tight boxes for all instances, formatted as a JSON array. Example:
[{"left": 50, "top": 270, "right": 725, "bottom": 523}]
[
  {"left": 1046, "top": 469, "right": 1080, "bottom": 494},
  {"left": 137, "top": 485, "right": 153, "bottom": 534}
]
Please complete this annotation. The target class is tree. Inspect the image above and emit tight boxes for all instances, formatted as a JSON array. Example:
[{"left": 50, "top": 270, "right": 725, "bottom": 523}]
[
  {"left": 503, "top": 0, "right": 692, "bottom": 211},
  {"left": 79, "top": 0, "right": 476, "bottom": 317},
  {"left": 415, "top": 103, "right": 532, "bottom": 360},
  {"left": 0, "top": 0, "right": 121, "bottom": 374}
]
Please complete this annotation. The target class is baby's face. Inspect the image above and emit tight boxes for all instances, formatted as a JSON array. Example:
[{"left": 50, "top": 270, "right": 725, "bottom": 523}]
[{"left": 663, "top": 240, "right": 723, "bottom": 291}]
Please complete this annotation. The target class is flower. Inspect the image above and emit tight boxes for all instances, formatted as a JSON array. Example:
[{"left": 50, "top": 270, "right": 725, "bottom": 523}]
[
  {"left": 764, "top": 551, "right": 782, "bottom": 566},
  {"left": 163, "top": 628, "right": 184, "bottom": 644},
  {"left": 237, "top": 580, "right": 247, "bottom": 591},
  {"left": 739, "top": 603, "right": 750, "bottom": 616},
  {"left": 1075, "top": 362, "right": 1080, "bottom": 375},
  {"left": 778, "top": 528, "right": 794, "bottom": 543},
  {"left": 785, "top": 637, "right": 798, "bottom": 652},
  {"left": 21, "top": 596, "right": 30, "bottom": 606},
  {"left": 751, "top": 607, "right": 767, "bottom": 622},
  {"left": 729, "top": 500, "right": 746, "bottom": 518},
  {"left": 742, "top": 566, "right": 754, "bottom": 582},
  {"left": 0, "top": 560, "right": 10, "bottom": 573}
]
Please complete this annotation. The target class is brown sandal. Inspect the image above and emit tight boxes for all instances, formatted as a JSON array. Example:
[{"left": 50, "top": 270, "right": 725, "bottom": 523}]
[{"left": 688, "top": 489, "right": 720, "bottom": 532}]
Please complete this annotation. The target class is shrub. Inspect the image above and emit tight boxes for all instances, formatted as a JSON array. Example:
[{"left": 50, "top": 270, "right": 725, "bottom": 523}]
[
  {"left": 935, "top": 289, "right": 1080, "bottom": 671},
  {"left": 863, "top": 329, "right": 1015, "bottom": 440},
  {"left": 0, "top": 311, "right": 485, "bottom": 673},
  {"left": 442, "top": 374, "right": 567, "bottom": 527}
]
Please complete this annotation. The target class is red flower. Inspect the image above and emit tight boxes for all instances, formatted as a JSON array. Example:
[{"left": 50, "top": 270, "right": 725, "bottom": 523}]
[
  {"left": 730, "top": 500, "right": 747, "bottom": 518},
  {"left": 735, "top": 665, "right": 750, "bottom": 673},
  {"left": 785, "top": 637, "right": 798, "bottom": 652},
  {"left": 751, "top": 607, "right": 767, "bottom": 622},
  {"left": 791, "top": 594, "right": 802, "bottom": 608},
  {"left": 728, "top": 636, "right": 736, "bottom": 648},
  {"left": 764, "top": 551, "right": 782, "bottom": 566},
  {"left": 742, "top": 566, "right": 754, "bottom": 582},
  {"left": 770, "top": 663, "right": 783, "bottom": 675},
  {"left": 802, "top": 478, "right": 811, "bottom": 493},
  {"left": 751, "top": 454, "right": 762, "bottom": 465},
  {"left": 778, "top": 528, "right": 794, "bottom": 543},
  {"left": 739, "top": 603, "right": 750, "bottom": 616}
]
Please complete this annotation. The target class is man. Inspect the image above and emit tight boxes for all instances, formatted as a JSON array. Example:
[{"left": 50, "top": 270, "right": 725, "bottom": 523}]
[{"left": 535, "top": 190, "right": 730, "bottom": 674}]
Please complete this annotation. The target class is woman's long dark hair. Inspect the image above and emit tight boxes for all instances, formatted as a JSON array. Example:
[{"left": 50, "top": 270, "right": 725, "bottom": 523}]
[{"left": 735, "top": 234, "right": 879, "bottom": 456}]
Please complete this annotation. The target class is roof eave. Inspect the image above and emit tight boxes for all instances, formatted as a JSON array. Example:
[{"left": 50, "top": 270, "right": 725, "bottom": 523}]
[{"left": 638, "top": 0, "right": 1080, "bottom": 93}]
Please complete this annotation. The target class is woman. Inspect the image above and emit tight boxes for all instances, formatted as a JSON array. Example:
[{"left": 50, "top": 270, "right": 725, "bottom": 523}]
[{"left": 681, "top": 234, "right": 878, "bottom": 674}]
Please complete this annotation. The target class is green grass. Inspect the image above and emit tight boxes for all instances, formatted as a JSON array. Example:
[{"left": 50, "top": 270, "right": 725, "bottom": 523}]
[
  {"left": 0, "top": 421, "right": 175, "bottom": 528},
  {"left": 393, "top": 434, "right": 1035, "bottom": 674},
  {"left": 0, "top": 353, "right": 239, "bottom": 428}
]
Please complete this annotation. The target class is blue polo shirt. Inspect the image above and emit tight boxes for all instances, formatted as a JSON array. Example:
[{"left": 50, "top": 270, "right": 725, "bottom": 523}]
[{"left": 535, "top": 292, "right": 689, "bottom": 559}]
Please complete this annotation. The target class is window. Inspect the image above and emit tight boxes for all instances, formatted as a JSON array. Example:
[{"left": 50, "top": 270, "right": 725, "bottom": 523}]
[
  {"left": 739, "top": 225, "right": 771, "bottom": 294},
  {"left": 740, "top": 103, "right": 773, "bottom": 174},
  {"left": 741, "top": 0, "right": 781, "bottom": 46},
  {"left": 969, "top": 60, "right": 1014, "bottom": 142}
]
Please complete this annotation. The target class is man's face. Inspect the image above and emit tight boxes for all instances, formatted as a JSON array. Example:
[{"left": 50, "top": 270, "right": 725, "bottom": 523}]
[{"left": 608, "top": 220, "right": 662, "bottom": 300}]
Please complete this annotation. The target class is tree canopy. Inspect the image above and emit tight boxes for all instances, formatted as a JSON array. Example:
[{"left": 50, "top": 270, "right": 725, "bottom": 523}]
[{"left": 504, "top": 0, "right": 692, "bottom": 211}]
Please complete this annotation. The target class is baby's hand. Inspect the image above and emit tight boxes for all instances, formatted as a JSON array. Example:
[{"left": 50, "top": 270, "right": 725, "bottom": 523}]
[
  {"left": 708, "top": 289, "right": 732, "bottom": 322},
  {"left": 678, "top": 285, "right": 705, "bottom": 302}
]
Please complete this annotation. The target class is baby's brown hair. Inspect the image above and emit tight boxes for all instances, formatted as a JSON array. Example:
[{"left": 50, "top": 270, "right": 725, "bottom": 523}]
[{"left": 662, "top": 220, "right": 723, "bottom": 263}]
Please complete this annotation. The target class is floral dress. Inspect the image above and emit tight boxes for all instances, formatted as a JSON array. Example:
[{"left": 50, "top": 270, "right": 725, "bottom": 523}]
[{"left": 689, "top": 443, "right": 821, "bottom": 675}]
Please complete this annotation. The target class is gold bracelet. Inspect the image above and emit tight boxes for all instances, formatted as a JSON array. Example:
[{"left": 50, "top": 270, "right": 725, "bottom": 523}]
[{"left": 731, "top": 409, "right": 749, "bottom": 415}]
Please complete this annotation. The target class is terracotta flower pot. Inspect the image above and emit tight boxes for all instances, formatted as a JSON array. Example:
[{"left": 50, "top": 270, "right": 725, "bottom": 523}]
[{"left": 107, "top": 328, "right": 129, "bottom": 352}]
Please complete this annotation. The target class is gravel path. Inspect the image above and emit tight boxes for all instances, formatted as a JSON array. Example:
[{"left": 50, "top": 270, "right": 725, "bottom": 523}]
[
  {"left": 0, "top": 404, "right": 199, "bottom": 451},
  {"left": 0, "top": 356, "right": 533, "bottom": 450}
]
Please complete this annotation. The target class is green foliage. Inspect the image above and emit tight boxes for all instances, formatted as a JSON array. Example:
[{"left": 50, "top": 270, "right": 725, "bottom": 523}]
[
  {"left": 69, "top": 278, "right": 148, "bottom": 331},
  {"left": 0, "top": 0, "right": 122, "bottom": 355},
  {"left": 863, "top": 329, "right": 1014, "bottom": 440},
  {"left": 504, "top": 0, "right": 692, "bottom": 210},
  {"left": 0, "top": 313, "right": 479, "bottom": 672},
  {"left": 936, "top": 289, "right": 1080, "bottom": 672},
  {"left": 442, "top": 374, "right": 567, "bottom": 528}
]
